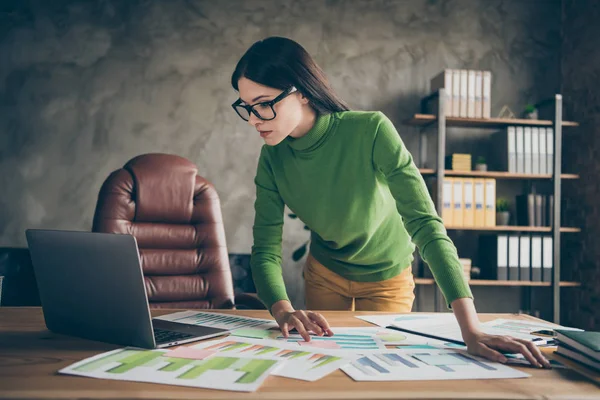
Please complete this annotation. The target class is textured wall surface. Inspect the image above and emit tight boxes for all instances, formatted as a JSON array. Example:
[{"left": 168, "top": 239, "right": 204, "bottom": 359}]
[
  {"left": 561, "top": 0, "right": 600, "bottom": 330},
  {"left": 0, "top": 0, "right": 561, "bottom": 309}
]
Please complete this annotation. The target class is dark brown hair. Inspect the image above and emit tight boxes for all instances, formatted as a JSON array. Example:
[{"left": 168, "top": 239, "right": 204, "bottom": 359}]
[{"left": 231, "top": 37, "right": 350, "bottom": 114}]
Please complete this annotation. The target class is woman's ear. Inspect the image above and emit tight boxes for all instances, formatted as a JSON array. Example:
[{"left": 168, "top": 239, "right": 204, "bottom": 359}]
[{"left": 298, "top": 91, "right": 310, "bottom": 105}]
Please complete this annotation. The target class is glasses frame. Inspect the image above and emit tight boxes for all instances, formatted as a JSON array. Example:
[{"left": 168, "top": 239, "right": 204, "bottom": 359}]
[{"left": 232, "top": 86, "right": 298, "bottom": 121}]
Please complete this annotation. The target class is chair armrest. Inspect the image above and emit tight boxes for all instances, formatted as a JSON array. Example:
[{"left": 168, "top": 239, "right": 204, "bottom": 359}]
[{"left": 234, "top": 293, "right": 267, "bottom": 310}]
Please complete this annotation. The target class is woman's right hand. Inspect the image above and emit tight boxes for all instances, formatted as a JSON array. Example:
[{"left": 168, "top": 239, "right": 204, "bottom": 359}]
[{"left": 271, "top": 300, "right": 334, "bottom": 342}]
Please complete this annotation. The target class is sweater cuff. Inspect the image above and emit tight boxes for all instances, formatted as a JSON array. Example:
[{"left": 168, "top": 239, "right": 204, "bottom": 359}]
[{"left": 424, "top": 245, "right": 474, "bottom": 308}]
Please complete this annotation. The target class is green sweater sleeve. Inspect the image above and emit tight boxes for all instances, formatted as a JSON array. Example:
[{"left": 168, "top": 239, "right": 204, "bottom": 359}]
[
  {"left": 372, "top": 112, "right": 473, "bottom": 306},
  {"left": 250, "top": 147, "right": 290, "bottom": 311}
]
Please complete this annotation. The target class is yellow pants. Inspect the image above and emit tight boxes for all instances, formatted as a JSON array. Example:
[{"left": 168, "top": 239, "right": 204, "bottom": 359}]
[{"left": 304, "top": 253, "right": 415, "bottom": 312}]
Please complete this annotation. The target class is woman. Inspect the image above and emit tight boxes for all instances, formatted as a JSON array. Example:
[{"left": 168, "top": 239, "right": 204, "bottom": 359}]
[{"left": 230, "top": 36, "right": 550, "bottom": 368}]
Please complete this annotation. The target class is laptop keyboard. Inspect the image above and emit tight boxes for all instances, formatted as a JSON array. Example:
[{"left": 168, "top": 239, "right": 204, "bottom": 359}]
[{"left": 153, "top": 327, "right": 196, "bottom": 344}]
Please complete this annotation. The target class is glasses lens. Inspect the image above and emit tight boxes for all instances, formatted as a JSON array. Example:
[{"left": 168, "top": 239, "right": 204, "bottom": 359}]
[
  {"left": 253, "top": 104, "right": 275, "bottom": 120},
  {"left": 234, "top": 105, "right": 250, "bottom": 121}
]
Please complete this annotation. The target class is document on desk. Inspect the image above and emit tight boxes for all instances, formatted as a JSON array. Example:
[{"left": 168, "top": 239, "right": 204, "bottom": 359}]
[
  {"left": 386, "top": 316, "right": 581, "bottom": 346},
  {"left": 59, "top": 347, "right": 282, "bottom": 392},
  {"left": 356, "top": 313, "right": 456, "bottom": 328},
  {"left": 479, "top": 319, "right": 581, "bottom": 342},
  {"left": 190, "top": 337, "right": 357, "bottom": 381},
  {"left": 155, "top": 310, "right": 278, "bottom": 331},
  {"left": 267, "top": 327, "right": 386, "bottom": 350},
  {"left": 338, "top": 327, "right": 441, "bottom": 346},
  {"left": 341, "top": 348, "right": 530, "bottom": 381},
  {"left": 266, "top": 327, "right": 440, "bottom": 349}
]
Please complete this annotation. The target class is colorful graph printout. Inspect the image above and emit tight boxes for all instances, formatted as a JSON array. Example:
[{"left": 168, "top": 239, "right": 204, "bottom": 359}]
[
  {"left": 155, "top": 310, "right": 277, "bottom": 331},
  {"left": 59, "top": 348, "right": 281, "bottom": 392},
  {"left": 342, "top": 349, "right": 530, "bottom": 381},
  {"left": 191, "top": 337, "right": 356, "bottom": 381}
]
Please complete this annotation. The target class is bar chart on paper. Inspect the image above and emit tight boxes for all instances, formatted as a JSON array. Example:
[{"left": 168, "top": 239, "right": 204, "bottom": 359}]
[
  {"left": 341, "top": 349, "right": 530, "bottom": 381},
  {"left": 192, "top": 338, "right": 355, "bottom": 381},
  {"left": 342, "top": 327, "right": 435, "bottom": 346},
  {"left": 59, "top": 348, "right": 281, "bottom": 392},
  {"left": 269, "top": 328, "right": 386, "bottom": 350},
  {"left": 155, "top": 310, "right": 277, "bottom": 330}
]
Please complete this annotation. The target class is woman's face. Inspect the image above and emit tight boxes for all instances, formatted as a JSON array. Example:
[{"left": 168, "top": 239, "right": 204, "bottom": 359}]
[{"left": 236, "top": 77, "right": 308, "bottom": 146}]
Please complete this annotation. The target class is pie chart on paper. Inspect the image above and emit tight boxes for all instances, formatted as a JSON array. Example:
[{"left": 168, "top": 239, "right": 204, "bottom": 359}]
[{"left": 376, "top": 332, "right": 407, "bottom": 344}]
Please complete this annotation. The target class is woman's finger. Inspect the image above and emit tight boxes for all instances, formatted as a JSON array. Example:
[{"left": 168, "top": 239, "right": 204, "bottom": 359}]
[
  {"left": 308, "top": 312, "right": 334, "bottom": 336},
  {"left": 291, "top": 317, "right": 311, "bottom": 342},
  {"left": 499, "top": 339, "right": 541, "bottom": 368},
  {"left": 473, "top": 343, "right": 507, "bottom": 363},
  {"left": 516, "top": 339, "right": 551, "bottom": 368},
  {"left": 280, "top": 322, "right": 290, "bottom": 338},
  {"left": 298, "top": 313, "right": 323, "bottom": 336}
]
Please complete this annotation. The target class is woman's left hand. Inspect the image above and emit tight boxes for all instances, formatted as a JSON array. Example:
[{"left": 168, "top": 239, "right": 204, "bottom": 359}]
[{"left": 464, "top": 331, "right": 552, "bottom": 369}]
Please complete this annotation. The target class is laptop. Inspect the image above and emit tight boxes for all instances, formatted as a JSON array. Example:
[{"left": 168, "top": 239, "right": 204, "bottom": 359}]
[{"left": 25, "top": 229, "right": 229, "bottom": 349}]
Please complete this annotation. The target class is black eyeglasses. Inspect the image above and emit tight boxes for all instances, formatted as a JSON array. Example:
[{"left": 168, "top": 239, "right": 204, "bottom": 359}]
[{"left": 232, "top": 86, "right": 298, "bottom": 121}]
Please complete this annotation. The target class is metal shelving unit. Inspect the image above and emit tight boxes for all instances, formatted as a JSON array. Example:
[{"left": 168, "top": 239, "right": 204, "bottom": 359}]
[{"left": 406, "top": 88, "right": 580, "bottom": 323}]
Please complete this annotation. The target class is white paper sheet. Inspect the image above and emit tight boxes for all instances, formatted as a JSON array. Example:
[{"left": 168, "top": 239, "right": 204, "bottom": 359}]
[
  {"left": 356, "top": 313, "right": 455, "bottom": 328},
  {"left": 341, "top": 348, "right": 530, "bottom": 381},
  {"left": 338, "top": 327, "right": 446, "bottom": 346},
  {"left": 191, "top": 337, "right": 357, "bottom": 381},
  {"left": 479, "top": 319, "right": 581, "bottom": 342},
  {"left": 266, "top": 327, "right": 387, "bottom": 350},
  {"left": 389, "top": 316, "right": 581, "bottom": 346},
  {"left": 59, "top": 347, "right": 282, "bottom": 392},
  {"left": 155, "top": 310, "right": 277, "bottom": 331}
]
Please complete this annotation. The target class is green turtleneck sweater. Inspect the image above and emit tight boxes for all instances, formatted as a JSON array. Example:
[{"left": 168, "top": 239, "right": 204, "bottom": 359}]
[{"left": 251, "top": 111, "right": 473, "bottom": 310}]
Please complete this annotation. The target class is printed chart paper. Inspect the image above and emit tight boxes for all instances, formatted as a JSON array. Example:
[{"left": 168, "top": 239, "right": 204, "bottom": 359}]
[
  {"left": 231, "top": 328, "right": 274, "bottom": 339},
  {"left": 269, "top": 326, "right": 454, "bottom": 349},
  {"left": 356, "top": 313, "right": 456, "bottom": 328},
  {"left": 342, "top": 327, "right": 441, "bottom": 346},
  {"left": 479, "top": 319, "right": 581, "bottom": 342},
  {"left": 341, "top": 349, "right": 530, "bottom": 381},
  {"left": 381, "top": 315, "right": 581, "bottom": 345},
  {"left": 394, "top": 344, "right": 564, "bottom": 367},
  {"left": 155, "top": 310, "right": 277, "bottom": 331},
  {"left": 267, "top": 327, "right": 386, "bottom": 350},
  {"left": 59, "top": 348, "right": 282, "bottom": 392},
  {"left": 192, "top": 337, "right": 356, "bottom": 381}
]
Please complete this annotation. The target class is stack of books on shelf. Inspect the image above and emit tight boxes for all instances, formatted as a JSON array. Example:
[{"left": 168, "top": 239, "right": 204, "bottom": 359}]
[
  {"left": 478, "top": 234, "right": 553, "bottom": 281},
  {"left": 445, "top": 153, "right": 472, "bottom": 171},
  {"left": 516, "top": 192, "right": 554, "bottom": 227},
  {"left": 430, "top": 69, "right": 491, "bottom": 118},
  {"left": 555, "top": 330, "right": 600, "bottom": 372},
  {"left": 436, "top": 177, "right": 496, "bottom": 227},
  {"left": 490, "top": 126, "right": 554, "bottom": 174}
]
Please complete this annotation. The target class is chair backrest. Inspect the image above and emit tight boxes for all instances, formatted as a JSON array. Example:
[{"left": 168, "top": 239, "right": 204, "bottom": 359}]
[{"left": 92, "top": 153, "right": 235, "bottom": 309}]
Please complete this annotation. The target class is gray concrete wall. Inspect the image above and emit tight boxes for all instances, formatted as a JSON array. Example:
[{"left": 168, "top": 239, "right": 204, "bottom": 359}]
[{"left": 0, "top": 0, "right": 561, "bottom": 309}]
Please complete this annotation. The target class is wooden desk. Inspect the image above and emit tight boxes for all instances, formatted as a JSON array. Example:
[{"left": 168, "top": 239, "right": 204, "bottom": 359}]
[{"left": 0, "top": 308, "right": 598, "bottom": 400}]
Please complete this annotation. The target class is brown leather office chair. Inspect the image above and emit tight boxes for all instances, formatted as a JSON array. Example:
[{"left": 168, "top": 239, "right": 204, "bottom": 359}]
[{"left": 92, "top": 153, "right": 264, "bottom": 310}]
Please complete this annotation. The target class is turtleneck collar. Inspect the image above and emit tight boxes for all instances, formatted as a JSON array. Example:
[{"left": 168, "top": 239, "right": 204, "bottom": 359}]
[{"left": 285, "top": 113, "right": 334, "bottom": 152}]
